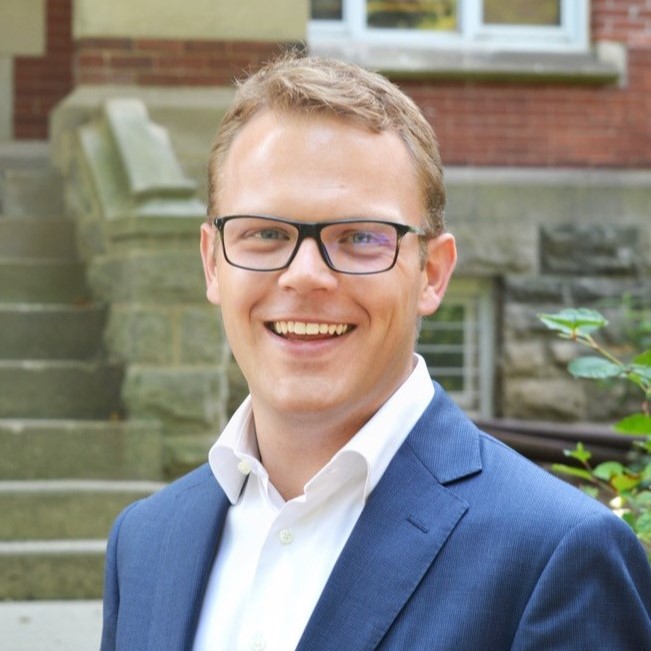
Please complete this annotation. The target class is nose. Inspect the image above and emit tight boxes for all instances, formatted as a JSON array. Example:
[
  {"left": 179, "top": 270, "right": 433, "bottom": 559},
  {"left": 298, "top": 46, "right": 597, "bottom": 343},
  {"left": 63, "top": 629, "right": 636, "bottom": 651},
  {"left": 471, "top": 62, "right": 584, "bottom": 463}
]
[{"left": 277, "top": 237, "right": 338, "bottom": 292}]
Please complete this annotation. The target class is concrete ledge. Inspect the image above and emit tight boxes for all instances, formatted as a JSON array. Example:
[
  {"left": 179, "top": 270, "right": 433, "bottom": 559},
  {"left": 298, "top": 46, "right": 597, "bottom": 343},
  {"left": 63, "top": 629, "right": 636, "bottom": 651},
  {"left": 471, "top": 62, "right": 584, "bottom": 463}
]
[
  {"left": 0, "top": 258, "right": 89, "bottom": 303},
  {"left": 0, "top": 540, "right": 105, "bottom": 600},
  {"left": 310, "top": 42, "right": 623, "bottom": 84},
  {"left": 445, "top": 167, "right": 651, "bottom": 224},
  {"left": 0, "top": 140, "right": 50, "bottom": 168},
  {"left": 0, "top": 419, "right": 163, "bottom": 481},
  {"left": 0, "top": 360, "right": 124, "bottom": 419},
  {"left": 0, "top": 303, "right": 106, "bottom": 360},
  {"left": 0, "top": 480, "right": 165, "bottom": 539},
  {"left": 0, "top": 600, "right": 102, "bottom": 651},
  {"left": 51, "top": 85, "right": 235, "bottom": 194}
]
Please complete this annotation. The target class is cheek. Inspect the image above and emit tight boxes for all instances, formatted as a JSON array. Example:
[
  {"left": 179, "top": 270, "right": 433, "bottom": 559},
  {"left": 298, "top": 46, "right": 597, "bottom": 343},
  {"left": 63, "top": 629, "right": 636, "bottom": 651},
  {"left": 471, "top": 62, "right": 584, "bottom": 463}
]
[{"left": 216, "top": 270, "right": 264, "bottom": 328}]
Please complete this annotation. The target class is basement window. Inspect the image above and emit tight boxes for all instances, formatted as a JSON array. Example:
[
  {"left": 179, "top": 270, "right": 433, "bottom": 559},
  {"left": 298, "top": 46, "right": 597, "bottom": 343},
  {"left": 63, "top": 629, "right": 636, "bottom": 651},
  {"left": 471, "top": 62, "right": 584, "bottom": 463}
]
[{"left": 417, "top": 278, "right": 495, "bottom": 417}]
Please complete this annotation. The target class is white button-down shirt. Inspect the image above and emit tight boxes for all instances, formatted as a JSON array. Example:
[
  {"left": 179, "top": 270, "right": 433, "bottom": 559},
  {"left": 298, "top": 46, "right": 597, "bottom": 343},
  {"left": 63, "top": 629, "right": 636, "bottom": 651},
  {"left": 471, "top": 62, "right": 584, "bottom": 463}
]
[{"left": 192, "top": 355, "right": 435, "bottom": 651}]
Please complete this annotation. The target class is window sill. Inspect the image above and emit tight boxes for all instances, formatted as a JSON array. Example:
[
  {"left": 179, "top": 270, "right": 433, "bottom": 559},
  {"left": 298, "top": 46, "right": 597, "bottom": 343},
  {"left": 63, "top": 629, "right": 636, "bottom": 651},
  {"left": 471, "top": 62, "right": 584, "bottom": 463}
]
[{"left": 308, "top": 41, "right": 624, "bottom": 85}]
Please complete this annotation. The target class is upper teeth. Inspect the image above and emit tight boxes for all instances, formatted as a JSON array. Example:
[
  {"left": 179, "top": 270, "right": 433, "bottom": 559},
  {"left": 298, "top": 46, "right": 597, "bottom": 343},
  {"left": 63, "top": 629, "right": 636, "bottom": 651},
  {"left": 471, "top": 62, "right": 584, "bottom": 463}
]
[{"left": 273, "top": 321, "right": 350, "bottom": 336}]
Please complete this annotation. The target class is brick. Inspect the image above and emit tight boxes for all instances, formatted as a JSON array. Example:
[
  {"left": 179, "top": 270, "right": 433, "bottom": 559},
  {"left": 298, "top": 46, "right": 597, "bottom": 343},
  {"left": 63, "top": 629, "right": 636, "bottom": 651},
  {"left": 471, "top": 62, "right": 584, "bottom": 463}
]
[
  {"left": 134, "top": 39, "right": 186, "bottom": 52},
  {"left": 109, "top": 54, "right": 154, "bottom": 70},
  {"left": 184, "top": 40, "right": 231, "bottom": 53},
  {"left": 78, "top": 37, "right": 133, "bottom": 50}
]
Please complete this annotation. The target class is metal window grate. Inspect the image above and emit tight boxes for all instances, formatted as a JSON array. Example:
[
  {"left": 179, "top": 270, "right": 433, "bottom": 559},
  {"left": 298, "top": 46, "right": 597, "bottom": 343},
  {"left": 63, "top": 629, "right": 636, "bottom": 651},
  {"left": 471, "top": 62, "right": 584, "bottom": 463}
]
[{"left": 417, "top": 278, "right": 494, "bottom": 416}]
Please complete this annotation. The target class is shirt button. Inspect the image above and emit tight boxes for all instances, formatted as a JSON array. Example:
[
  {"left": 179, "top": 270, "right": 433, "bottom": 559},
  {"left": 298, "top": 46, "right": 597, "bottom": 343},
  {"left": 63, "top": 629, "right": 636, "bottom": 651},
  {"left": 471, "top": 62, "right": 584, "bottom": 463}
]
[
  {"left": 237, "top": 459, "right": 252, "bottom": 475},
  {"left": 251, "top": 634, "right": 266, "bottom": 650},
  {"left": 278, "top": 528, "right": 295, "bottom": 545}
]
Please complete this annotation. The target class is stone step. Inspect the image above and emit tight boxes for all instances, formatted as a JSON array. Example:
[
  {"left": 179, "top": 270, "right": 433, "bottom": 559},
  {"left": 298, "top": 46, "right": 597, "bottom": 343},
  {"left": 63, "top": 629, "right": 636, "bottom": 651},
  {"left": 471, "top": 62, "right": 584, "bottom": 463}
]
[
  {"left": 0, "top": 303, "right": 106, "bottom": 360},
  {"left": 0, "top": 258, "right": 89, "bottom": 303},
  {"left": 0, "top": 168, "right": 64, "bottom": 219},
  {"left": 0, "top": 599, "right": 103, "bottom": 650},
  {"left": 0, "top": 540, "right": 105, "bottom": 600},
  {"left": 0, "top": 140, "right": 50, "bottom": 170},
  {"left": 0, "top": 361, "right": 124, "bottom": 419},
  {"left": 0, "top": 419, "right": 163, "bottom": 480},
  {"left": 0, "top": 480, "right": 165, "bottom": 541},
  {"left": 0, "top": 217, "right": 78, "bottom": 259}
]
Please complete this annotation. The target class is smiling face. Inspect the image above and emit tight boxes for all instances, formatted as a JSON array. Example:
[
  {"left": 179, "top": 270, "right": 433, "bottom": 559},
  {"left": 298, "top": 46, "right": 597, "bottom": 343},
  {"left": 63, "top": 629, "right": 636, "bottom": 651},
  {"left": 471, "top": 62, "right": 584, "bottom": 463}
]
[{"left": 201, "top": 110, "right": 456, "bottom": 440}]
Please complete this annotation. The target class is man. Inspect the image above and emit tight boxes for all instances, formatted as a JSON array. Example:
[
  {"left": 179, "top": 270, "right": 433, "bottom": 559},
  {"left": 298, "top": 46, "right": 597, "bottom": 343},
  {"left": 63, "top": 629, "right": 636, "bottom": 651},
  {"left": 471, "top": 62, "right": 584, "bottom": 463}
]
[{"left": 101, "top": 54, "right": 651, "bottom": 650}]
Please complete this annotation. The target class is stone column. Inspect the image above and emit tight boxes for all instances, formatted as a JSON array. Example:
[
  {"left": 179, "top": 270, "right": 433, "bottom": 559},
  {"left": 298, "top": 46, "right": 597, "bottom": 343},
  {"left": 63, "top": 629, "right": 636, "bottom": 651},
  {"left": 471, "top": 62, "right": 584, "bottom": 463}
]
[{"left": 63, "top": 98, "right": 230, "bottom": 476}]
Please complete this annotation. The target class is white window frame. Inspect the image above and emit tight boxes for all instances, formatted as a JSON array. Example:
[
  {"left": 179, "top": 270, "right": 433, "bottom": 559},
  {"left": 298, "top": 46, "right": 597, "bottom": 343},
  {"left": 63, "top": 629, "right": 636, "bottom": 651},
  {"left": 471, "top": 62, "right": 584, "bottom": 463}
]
[
  {"left": 309, "top": 0, "right": 589, "bottom": 53},
  {"left": 417, "top": 278, "right": 494, "bottom": 417}
]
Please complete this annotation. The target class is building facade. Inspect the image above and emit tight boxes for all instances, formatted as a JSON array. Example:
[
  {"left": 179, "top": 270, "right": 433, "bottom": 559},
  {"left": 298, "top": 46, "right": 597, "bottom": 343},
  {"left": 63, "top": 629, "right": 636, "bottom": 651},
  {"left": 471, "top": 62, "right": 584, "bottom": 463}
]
[{"left": 2, "top": 0, "right": 650, "bottom": 426}]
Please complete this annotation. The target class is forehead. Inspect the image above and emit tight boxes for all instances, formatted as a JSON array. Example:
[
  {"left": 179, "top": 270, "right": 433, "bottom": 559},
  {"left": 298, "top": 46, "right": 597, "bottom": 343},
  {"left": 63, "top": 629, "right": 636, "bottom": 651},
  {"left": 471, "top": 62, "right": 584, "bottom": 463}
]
[{"left": 217, "top": 110, "right": 423, "bottom": 221}]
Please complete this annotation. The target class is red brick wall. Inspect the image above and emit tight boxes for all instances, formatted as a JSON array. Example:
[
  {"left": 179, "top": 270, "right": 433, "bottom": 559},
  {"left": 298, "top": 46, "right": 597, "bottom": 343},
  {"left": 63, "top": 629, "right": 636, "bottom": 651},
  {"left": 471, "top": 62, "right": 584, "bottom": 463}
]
[
  {"left": 400, "top": 46, "right": 651, "bottom": 168},
  {"left": 10, "top": 1, "right": 651, "bottom": 169},
  {"left": 397, "top": 1, "right": 651, "bottom": 168},
  {"left": 74, "top": 39, "right": 294, "bottom": 86},
  {"left": 592, "top": 0, "right": 651, "bottom": 45},
  {"left": 13, "top": 0, "right": 74, "bottom": 139}
]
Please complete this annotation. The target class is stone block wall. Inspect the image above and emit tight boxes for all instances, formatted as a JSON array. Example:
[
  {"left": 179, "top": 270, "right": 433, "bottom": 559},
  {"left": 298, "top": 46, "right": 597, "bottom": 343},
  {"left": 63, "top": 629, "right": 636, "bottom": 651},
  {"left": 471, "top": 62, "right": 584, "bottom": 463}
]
[
  {"left": 60, "top": 98, "right": 231, "bottom": 476},
  {"left": 501, "top": 223, "right": 651, "bottom": 422},
  {"left": 447, "top": 171, "right": 651, "bottom": 424}
]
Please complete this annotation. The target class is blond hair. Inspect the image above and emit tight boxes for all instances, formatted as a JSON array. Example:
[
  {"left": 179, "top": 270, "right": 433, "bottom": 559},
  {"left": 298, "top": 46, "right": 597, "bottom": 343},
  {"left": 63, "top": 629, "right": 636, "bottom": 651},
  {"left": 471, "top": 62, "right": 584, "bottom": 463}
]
[{"left": 208, "top": 52, "right": 446, "bottom": 235}]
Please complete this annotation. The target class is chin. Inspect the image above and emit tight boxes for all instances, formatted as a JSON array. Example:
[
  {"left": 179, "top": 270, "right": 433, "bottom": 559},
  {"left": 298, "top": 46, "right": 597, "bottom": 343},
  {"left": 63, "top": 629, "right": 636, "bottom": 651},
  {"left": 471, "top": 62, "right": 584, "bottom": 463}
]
[{"left": 254, "top": 376, "right": 344, "bottom": 413}]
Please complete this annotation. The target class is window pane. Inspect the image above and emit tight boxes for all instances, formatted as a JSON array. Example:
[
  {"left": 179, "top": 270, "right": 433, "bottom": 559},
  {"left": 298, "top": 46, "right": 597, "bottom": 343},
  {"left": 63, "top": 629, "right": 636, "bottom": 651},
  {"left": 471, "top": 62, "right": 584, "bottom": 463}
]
[
  {"left": 367, "top": 0, "right": 457, "bottom": 31},
  {"left": 311, "top": 0, "right": 343, "bottom": 20},
  {"left": 483, "top": 0, "right": 560, "bottom": 26},
  {"left": 418, "top": 304, "right": 466, "bottom": 393},
  {"left": 416, "top": 279, "right": 494, "bottom": 416}
]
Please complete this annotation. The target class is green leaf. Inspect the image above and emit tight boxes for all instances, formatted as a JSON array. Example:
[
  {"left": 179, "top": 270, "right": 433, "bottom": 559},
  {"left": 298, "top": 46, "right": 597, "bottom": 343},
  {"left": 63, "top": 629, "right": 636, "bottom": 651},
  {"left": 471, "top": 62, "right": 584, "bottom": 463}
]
[
  {"left": 621, "top": 511, "right": 637, "bottom": 530},
  {"left": 638, "top": 439, "right": 651, "bottom": 454},
  {"left": 642, "top": 465, "right": 651, "bottom": 481},
  {"left": 567, "top": 356, "right": 623, "bottom": 379},
  {"left": 635, "top": 491, "right": 651, "bottom": 513},
  {"left": 593, "top": 461, "right": 625, "bottom": 481},
  {"left": 628, "top": 364, "right": 651, "bottom": 381},
  {"left": 551, "top": 464, "right": 594, "bottom": 482},
  {"left": 564, "top": 442, "right": 592, "bottom": 463},
  {"left": 581, "top": 486, "right": 600, "bottom": 499},
  {"left": 538, "top": 309, "right": 607, "bottom": 336},
  {"left": 633, "top": 349, "right": 651, "bottom": 366},
  {"left": 612, "top": 473, "right": 642, "bottom": 493},
  {"left": 613, "top": 414, "right": 651, "bottom": 436},
  {"left": 634, "top": 512, "right": 651, "bottom": 535}
]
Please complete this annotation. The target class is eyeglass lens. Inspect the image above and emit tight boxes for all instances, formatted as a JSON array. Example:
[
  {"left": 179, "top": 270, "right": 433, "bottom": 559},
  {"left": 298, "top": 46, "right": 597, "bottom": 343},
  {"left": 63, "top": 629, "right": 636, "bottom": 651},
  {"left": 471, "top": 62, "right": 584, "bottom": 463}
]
[{"left": 221, "top": 216, "right": 402, "bottom": 273}]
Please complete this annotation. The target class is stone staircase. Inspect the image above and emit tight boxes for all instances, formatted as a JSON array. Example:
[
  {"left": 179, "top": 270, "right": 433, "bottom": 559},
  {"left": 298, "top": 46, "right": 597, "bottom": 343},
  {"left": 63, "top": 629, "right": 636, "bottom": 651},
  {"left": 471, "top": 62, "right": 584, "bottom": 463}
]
[{"left": 0, "top": 142, "right": 164, "bottom": 600}]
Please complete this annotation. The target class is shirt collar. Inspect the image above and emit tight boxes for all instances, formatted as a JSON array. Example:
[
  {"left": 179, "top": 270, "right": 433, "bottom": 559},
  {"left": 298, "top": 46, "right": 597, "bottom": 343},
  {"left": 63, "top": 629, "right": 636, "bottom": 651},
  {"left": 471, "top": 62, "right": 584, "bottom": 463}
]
[{"left": 209, "top": 354, "right": 434, "bottom": 505}]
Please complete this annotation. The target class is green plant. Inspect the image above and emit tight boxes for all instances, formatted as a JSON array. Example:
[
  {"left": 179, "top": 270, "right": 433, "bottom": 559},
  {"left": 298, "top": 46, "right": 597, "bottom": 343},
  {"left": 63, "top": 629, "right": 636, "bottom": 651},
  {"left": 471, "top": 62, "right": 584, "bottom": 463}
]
[{"left": 538, "top": 308, "right": 651, "bottom": 553}]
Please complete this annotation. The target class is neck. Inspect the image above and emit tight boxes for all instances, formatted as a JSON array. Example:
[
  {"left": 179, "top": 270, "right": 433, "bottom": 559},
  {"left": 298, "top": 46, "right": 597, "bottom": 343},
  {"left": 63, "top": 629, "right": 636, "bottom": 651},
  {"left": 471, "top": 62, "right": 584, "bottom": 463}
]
[{"left": 250, "top": 402, "right": 371, "bottom": 501}]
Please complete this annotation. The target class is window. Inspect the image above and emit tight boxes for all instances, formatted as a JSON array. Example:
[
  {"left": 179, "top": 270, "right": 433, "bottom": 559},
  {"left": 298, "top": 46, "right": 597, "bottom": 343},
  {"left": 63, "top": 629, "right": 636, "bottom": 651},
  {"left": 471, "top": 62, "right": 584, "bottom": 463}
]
[
  {"left": 310, "top": 1, "right": 588, "bottom": 53},
  {"left": 417, "top": 278, "right": 494, "bottom": 416}
]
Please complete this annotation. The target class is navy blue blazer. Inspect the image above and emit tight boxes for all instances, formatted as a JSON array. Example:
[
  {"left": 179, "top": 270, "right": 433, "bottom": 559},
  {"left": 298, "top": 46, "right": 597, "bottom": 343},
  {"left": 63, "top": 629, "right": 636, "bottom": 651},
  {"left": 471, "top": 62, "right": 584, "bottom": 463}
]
[{"left": 101, "top": 384, "right": 651, "bottom": 650}]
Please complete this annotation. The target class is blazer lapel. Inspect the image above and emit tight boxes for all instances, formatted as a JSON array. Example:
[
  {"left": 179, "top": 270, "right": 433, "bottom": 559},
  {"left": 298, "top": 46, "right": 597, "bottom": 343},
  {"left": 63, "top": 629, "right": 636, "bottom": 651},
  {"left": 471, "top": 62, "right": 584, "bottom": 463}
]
[
  {"left": 297, "top": 386, "right": 483, "bottom": 651},
  {"left": 146, "top": 469, "right": 231, "bottom": 651}
]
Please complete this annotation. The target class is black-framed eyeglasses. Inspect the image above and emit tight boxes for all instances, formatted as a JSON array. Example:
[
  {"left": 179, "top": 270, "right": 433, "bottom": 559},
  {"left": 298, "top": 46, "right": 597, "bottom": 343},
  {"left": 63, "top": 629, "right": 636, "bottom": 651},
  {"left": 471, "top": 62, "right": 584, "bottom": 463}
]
[{"left": 212, "top": 215, "right": 427, "bottom": 275}]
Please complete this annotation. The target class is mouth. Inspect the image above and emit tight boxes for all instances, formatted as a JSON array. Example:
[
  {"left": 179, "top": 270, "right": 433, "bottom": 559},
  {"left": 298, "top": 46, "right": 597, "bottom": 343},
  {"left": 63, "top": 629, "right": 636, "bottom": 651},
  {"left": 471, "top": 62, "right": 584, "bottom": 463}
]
[{"left": 267, "top": 320, "right": 354, "bottom": 339}]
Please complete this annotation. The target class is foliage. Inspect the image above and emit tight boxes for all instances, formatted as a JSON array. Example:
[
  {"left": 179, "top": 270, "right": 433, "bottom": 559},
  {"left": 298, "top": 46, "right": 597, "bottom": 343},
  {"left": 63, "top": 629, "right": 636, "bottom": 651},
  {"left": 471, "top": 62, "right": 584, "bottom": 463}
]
[{"left": 538, "top": 308, "right": 651, "bottom": 554}]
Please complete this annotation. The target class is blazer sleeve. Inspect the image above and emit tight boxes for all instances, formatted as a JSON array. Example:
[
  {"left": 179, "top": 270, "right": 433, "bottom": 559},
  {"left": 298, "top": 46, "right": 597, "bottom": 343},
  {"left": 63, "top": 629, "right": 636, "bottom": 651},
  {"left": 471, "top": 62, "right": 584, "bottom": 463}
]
[
  {"left": 100, "top": 501, "right": 141, "bottom": 651},
  {"left": 511, "top": 511, "right": 651, "bottom": 650}
]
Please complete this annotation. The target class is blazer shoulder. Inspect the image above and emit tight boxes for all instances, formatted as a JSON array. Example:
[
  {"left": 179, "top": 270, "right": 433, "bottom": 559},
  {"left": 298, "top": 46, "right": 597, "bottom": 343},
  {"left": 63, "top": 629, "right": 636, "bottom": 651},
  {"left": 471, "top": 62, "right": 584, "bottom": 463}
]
[
  {"left": 116, "top": 463, "right": 222, "bottom": 532},
  {"left": 415, "top": 385, "right": 618, "bottom": 535}
]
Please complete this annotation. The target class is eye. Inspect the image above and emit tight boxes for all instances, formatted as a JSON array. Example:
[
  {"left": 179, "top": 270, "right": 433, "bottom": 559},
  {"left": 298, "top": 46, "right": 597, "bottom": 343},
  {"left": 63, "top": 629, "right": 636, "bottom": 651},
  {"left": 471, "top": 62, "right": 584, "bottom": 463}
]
[
  {"left": 340, "top": 229, "right": 392, "bottom": 247},
  {"left": 250, "top": 227, "right": 291, "bottom": 241}
]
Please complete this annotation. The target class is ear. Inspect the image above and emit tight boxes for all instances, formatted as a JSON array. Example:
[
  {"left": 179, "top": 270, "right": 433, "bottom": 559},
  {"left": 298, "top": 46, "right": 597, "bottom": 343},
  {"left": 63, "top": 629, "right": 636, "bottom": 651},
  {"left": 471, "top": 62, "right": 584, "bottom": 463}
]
[
  {"left": 417, "top": 233, "right": 457, "bottom": 316},
  {"left": 200, "top": 222, "right": 222, "bottom": 306}
]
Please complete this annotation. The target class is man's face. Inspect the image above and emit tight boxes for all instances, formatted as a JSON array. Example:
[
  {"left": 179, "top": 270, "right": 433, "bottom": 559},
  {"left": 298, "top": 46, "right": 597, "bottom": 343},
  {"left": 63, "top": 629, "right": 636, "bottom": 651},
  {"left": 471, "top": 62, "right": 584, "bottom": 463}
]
[{"left": 201, "top": 111, "right": 456, "bottom": 433}]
